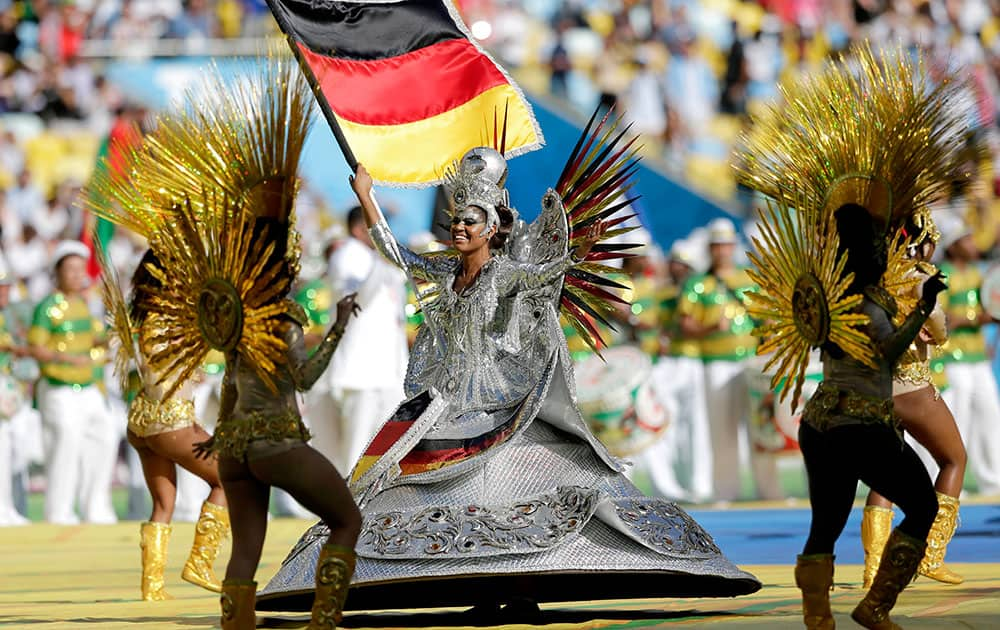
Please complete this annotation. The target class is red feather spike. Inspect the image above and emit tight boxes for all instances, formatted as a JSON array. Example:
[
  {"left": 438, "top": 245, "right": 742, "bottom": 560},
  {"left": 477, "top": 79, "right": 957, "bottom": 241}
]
[
  {"left": 570, "top": 213, "right": 637, "bottom": 238},
  {"left": 557, "top": 110, "right": 613, "bottom": 195},
  {"left": 500, "top": 100, "right": 509, "bottom": 156},
  {"left": 560, "top": 297, "right": 607, "bottom": 349},
  {"left": 563, "top": 121, "right": 633, "bottom": 200},
  {"left": 563, "top": 134, "right": 639, "bottom": 208},
  {"left": 556, "top": 107, "right": 603, "bottom": 193},
  {"left": 564, "top": 275, "right": 630, "bottom": 305},
  {"left": 586, "top": 251, "right": 637, "bottom": 262},
  {"left": 569, "top": 162, "right": 640, "bottom": 218}
]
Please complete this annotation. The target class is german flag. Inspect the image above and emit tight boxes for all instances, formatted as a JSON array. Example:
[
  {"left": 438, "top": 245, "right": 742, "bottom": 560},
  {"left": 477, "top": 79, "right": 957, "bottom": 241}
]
[{"left": 267, "top": 0, "right": 543, "bottom": 186}]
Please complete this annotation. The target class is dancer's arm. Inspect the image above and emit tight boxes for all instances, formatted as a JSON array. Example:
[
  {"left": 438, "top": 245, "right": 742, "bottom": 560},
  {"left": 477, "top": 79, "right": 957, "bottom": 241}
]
[
  {"left": 350, "top": 164, "right": 451, "bottom": 281},
  {"left": 503, "top": 222, "right": 608, "bottom": 292},
  {"left": 287, "top": 295, "right": 359, "bottom": 391},
  {"left": 872, "top": 273, "right": 946, "bottom": 363}
]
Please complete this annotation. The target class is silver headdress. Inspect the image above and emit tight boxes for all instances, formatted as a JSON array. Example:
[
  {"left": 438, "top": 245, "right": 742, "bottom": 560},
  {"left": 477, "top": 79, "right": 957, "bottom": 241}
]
[{"left": 444, "top": 146, "right": 510, "bottom": 237}]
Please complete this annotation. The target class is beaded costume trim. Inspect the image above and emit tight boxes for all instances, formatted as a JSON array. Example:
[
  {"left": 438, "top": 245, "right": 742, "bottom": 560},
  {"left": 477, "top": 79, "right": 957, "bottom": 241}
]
[
  {"left": 128, "top": 395, "right": 196, "bottom": 437},
  {"left": 212, "top": 410, "right": 311, "bottom": 459},
  {"left": 802, "top": 382, "right": 895, "bottom": 430}
]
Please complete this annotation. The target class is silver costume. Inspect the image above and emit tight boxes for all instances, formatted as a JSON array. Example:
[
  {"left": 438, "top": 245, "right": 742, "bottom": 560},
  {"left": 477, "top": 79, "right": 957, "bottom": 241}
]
[{"left": 259, "top": 150, "right": 759, "bottom": 611}]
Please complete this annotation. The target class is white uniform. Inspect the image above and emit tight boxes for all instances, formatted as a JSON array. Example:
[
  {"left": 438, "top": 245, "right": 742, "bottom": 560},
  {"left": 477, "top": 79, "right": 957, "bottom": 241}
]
[{"left": 318, "top": 237, "right": 407, "bottom": 474}]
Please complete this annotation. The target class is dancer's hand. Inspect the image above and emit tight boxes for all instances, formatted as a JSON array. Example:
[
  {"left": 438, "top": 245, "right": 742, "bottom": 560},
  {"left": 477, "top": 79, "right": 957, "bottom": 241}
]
[
  {"left": 350, "top": 164, "right": 373, "bottom": 199},
  {"left": 192, "top": 436, "right": 216, "bottom": 460},
  {"left": 573, "top": 221, "right": 608, "bottom": 261},
  {"left": 921, "top": 271, "right": 947, "bottom": 305},
  {"left": 334, "top": 293, "right": 361, "bottom": 332}
]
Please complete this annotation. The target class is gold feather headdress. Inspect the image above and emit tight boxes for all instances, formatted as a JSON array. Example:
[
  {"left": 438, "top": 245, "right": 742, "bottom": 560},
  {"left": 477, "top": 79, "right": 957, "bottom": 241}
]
[
  {"left": 736, "top": 43, "right": 969, "bottom": 232},
  {"left": 86, "top": 50, "right": 316, "bottom": 396}
]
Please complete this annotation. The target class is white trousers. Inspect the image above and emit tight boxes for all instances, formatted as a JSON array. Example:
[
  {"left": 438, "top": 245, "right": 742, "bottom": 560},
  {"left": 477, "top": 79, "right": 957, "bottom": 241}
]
[
  {"left": 639, "top": 356, "right": 713, "bottom": 502},
  {"left": 38, "top": 381, "right": 118, "bottom": 524},
  {"left": 703, "top": 360, "right": 781, "bottom": 501},
  {"left": 944, "top": 361, "right": 1000, "bottom": 495},
  {"left": 306, "top": 386, "right": 401, "bottom": 476},
  {"left": 0, "top": 417, "right": 28, "bottom": 525}
]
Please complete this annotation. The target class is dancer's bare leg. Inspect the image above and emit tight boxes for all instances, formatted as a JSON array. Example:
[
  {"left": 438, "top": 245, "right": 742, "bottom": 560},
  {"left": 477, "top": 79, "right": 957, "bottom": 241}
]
[
  {"left": 147, "top": 425, "right": 227, "bottom": 507},
  {"left": 894, "top": 386, "right": 966, "bottom": 497},
  {"left": 128, "top": 431, "right": 177, "bottom": 523}
]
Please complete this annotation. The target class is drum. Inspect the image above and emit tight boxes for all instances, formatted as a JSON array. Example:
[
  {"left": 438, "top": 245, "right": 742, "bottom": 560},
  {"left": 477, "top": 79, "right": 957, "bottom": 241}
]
[
  {"left": 747, "top": 353, "right": 822, "bottom": 455},
  {"left": 0, "top": 373, "right": 24, "bottom": 421},
  {"left": 574, "top": 345, "right": 670, "bottom": 456},
  {"left": 980, "top": 264, "right": 1000, "bottom": 320}
]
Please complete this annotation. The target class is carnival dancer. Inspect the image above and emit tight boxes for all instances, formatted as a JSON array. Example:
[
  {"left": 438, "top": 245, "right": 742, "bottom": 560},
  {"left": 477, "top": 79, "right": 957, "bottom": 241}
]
[
  {"left": 0, "top": 255, "right": 31, "bottom": 526},
  {"left": 737, "top": 44, "right": 968, "bottom": 630},
  {"left": 96, "top": 247, "right": 231, "bottom": 600},
  {"left": 862, "top": 210, "right": 968, "bottom": 587},
  {"left": 29, "top": 240, "right": 117, "bottom": 525},
  {"left": 936, "top": 213, "right": 1000, "bottom": 496},
  {"left": 259, "top": 114, "right": 760, "bottom": 613}
]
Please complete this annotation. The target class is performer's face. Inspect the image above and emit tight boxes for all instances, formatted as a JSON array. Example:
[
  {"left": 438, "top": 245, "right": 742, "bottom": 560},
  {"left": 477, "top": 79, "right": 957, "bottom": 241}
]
[
  {"left": 55, "top": 255, "right": 88, "bottom": 294},
  {"left": 451, "top": 206, "right": 493, "bottom": 253}
]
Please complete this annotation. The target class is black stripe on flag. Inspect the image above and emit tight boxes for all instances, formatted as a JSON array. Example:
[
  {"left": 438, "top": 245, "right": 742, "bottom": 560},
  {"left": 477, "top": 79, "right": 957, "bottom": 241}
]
[{"left": 267, "top": 0, "right": 464, "bottom": 61}]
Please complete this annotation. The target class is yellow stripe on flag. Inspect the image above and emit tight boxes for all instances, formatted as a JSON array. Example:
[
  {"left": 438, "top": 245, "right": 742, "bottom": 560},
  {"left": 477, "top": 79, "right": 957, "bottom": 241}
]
[{"left": 337, "top": 84, "right": 540, "bottom": 185}]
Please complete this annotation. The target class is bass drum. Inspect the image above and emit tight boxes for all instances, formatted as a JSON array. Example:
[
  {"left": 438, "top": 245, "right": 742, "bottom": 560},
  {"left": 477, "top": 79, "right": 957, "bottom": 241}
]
[
  {"left": 574, "top": 345, "right": 670, "bottom": 457},
  {"left": 747, "top": 353, "right": 822, "bottom": 455}
]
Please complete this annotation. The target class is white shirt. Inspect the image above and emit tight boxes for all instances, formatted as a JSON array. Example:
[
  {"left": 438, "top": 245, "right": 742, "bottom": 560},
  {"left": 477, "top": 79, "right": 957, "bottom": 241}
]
[{"left": 326, "top": 237, "right": 408, "bottom": 391}]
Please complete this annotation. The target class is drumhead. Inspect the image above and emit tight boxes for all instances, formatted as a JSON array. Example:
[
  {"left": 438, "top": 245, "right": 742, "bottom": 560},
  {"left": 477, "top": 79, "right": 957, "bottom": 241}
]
[{"left": 980, "top": 264, "right": 1000, "bottom": 320}]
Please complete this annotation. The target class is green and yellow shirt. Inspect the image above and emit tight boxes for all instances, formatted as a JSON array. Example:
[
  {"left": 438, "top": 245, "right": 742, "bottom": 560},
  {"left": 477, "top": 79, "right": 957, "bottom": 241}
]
[
  {"left": 0, "top": 309, "right": 12, "bottom": 374},
  {"left": 679, "top": 268, "right": 757, "bottom": 362},
  {"left": 661, "top": 284, "right": 701, "bottom": 359},
  {"left": 28, "top": 292, "right": 104, "bottom": 387},
  {"left": 938, "top": 262, "right": 987, "bottom": 363}
]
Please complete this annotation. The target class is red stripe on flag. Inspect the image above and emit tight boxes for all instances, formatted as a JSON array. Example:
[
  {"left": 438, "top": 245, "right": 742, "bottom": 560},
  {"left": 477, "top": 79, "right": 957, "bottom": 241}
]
[
  {"left": 364, "top": 420, "right": 415, "bottom": 456},
  {"left": 298, "top": 38, "right": 508, "bottom": 126}
]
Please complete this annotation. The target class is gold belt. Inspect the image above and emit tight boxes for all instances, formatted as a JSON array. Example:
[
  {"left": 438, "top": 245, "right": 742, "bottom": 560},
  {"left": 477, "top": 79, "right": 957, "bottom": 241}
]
[
  {"left": 213, "top": 409, "right": 311, "bottom": 460},
  {"left": 803, "top": 382, "right": 896, "bottom": 431},
  {"left": 128, "top": 395, "right": 196, "bottom": 437}
]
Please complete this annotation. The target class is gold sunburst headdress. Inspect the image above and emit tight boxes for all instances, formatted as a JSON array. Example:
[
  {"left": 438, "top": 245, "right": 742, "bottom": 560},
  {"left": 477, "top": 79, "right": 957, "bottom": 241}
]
[
  {"left": 737, "top": 42, "right": 968, "bottom": 402},
  {"left": 140, "top": 192, "right": 292, "bottom": 397},
  {"left": 93, "top": 235, "right": 142, "bottom": 396}
]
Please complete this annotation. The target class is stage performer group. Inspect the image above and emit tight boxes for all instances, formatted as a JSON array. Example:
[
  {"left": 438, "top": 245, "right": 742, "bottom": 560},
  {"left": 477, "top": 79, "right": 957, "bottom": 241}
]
[{"left": 78, "top": 0, "right": 983, "bottom": 627}]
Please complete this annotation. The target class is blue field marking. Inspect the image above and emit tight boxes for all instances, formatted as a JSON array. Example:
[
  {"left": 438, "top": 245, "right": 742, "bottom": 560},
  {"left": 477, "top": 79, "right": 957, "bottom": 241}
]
[{"left": 688, "top": 504, "right": 1000, "bottom": 565}]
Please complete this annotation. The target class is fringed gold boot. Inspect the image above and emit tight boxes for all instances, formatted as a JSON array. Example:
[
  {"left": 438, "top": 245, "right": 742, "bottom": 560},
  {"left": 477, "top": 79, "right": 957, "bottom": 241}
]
[
  {"left": 140, "top": 521, "right": 173, "bottom": 601},
  {"left": 182, "top": 500, "right": 230, "bottom": 592},
  {"left": 861, "top": 505, "right": 893, "bottom": 589},
  {"left": 794, "top": 554, "right": 835, "bottom": 630},
  {"left": 307, "top": 543, "right": 356, "bottom": 629},
  {"left": 919, "top": 492, "right": 962, "bottom": 584},
  {"left": 851, "top": 529, "right": 925, "bottom": 630},
  {"left": 220, "top": 579, "right": 256, "bottom": 630}
]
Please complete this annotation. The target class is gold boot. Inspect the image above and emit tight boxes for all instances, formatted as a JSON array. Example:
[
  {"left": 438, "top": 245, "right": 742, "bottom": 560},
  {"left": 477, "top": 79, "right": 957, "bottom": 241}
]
[
  {"left": 861, "top": 505, "right": 893, "bottom": 589},
  {"left": 919, "top": 492, "right": 962, "bottom": 584},
  {"left": 794, "top": 554, "right": 835, "bottom": 630},
  {"left": 308, "top": 543, "right": 356, "bottom": 629},
  {"left": 851, "top": 528, "right": 925, "bottom": 630},
  {"left": 182, "top": 500, "right": 230, "bottom": 592},
  {"left": 140, "top": 521, "right": 173, "bottom": 601},
  {"left": 220, "top": 578, "right": 256, "bottom": 630}
]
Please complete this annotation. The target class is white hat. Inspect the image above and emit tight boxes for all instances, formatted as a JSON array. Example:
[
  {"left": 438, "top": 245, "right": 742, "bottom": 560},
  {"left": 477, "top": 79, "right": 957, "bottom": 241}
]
[
  {"left": 669, "top": 238, "right": 697, "bottom": 268},
  {"left": 51, "top": 240, "right": 90, "bottom": 267},
  {"left": 707, "top": 218, "right": 738, "bottom": 245},
  {"left": 0, "top": 255, "right": 11, "bottom": 285},
  {"left": 933, "top": 211, "right": 972, "bottom": 256}
]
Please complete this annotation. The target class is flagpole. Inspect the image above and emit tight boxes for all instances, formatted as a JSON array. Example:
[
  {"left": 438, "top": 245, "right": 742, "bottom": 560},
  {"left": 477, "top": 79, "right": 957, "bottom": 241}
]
[{"left": 266, "top": 0, "right": 357, "bottom": 170}]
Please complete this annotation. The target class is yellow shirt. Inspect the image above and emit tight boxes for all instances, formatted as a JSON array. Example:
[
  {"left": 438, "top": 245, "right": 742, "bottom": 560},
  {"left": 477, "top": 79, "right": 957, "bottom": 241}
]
[
  {"left": 28, "top": 292, "right": 104, "bottom": 386},
  {"left": 679, "top": 268, "right": 757, "bottom": 362}
]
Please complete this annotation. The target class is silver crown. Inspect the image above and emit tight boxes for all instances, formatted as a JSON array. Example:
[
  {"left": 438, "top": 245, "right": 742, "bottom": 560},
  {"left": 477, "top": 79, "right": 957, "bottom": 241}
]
[{"left": 444, "top": 147, "right": 510, "bottom": 237}]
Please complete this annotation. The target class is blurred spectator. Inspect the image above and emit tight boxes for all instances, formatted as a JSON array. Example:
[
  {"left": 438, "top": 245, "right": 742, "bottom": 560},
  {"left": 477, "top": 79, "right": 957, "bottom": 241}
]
[
  {"left": 7, "top": 169, "right": 44, "bottom": 223},
  {"left": 165, "top": 0, "right": 219, "bottom": 39}
]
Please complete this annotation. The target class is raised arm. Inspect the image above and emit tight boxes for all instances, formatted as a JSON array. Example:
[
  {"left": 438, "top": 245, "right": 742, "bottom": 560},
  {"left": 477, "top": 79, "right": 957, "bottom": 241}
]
[
  {"left": 285, "top": 295, "right": 359, "bottom": 391},
  {"left": 349, "top": 163, "right": 452, "bottom": 282}
]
